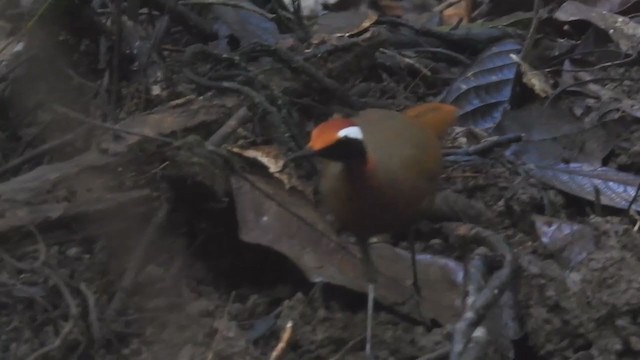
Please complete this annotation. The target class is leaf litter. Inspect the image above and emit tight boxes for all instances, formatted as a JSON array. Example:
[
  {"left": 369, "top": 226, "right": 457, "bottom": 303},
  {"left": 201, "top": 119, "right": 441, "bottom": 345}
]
[{"left": 3, "top": 0, "right": 640, "bottom": 360}]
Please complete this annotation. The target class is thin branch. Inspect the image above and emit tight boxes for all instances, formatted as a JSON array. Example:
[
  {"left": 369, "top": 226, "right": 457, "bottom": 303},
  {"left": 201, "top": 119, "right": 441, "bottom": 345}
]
[
  {"left": 26, "top": 267, "right": 79, "bottom": 360},
  {"left": 107, "top": 203, "right": 169, "bottom": 317}
]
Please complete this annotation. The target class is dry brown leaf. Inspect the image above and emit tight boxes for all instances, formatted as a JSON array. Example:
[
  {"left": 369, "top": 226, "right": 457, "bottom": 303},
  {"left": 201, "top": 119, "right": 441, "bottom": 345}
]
[
  {"left": 231, "top": 173, "right": 465, "bottom": 324},
  {"left": 554, "top": 1, "right": 640, "bottom": 54},
  {"left": 0, "top": 151, "right": 155, "bottom": 232},
  {"left": 510, "top": 54, "right": 554, "bottom": 98},
  {"left": 442, "top": 0, "right": 474, "bottom": 25},
  {"left": 312, "top": 8, "right": 378, "bottom": 38},
  {"left": 225, "top": 144, "right": 314, "bottom": 198},
  {"left": 99, "top": 96, "right": 240, "bottom": 154},
  {"left": 533, "top": 215, "right": 597, "bottom": 268}
]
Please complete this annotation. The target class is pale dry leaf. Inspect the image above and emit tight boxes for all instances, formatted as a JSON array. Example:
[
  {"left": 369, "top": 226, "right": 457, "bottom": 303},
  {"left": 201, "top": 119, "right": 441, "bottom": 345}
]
[
  {"left": 555, "top": 1, "right": 640, "bottom": 54},
  {"left": 442, "top": 0, "right": 474, "bottom": 25},
  {"left": 312, "top": 8, "right": 377, "bottom": 38},
  {"left": 510, "top": 54, "right": 554, "bottom": 98},
  {"left": 225, "top": 144, "right": 314, "bottom": 198}
]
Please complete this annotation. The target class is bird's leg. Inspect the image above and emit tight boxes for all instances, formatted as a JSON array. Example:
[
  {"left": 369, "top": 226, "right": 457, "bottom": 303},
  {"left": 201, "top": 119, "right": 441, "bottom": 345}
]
[
  {"left": 357, "top": 237, "right": 377, "bottom": 359},
  {"left": 409, "top": 227, "right": 421, "bottom": 296}
]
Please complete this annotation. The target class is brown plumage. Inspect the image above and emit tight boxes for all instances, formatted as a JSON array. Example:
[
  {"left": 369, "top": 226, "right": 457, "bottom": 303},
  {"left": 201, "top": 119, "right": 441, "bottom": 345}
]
[{"left": 318, "top": 108, "right": 443, "bottom": 239}]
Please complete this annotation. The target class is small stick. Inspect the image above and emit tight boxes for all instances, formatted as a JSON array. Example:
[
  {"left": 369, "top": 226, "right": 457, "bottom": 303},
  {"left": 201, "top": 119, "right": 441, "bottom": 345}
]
[
  {"left": 329, "top": 335, "right": 366, "bottom": 360},
  {"left": 79, "top": 282, "right": 102, "bottom": 343},
  {"left": 206, "top": 106, "right": 251, "bottom": 148},
  {"left": 26, "top": 267, "right": 79, "bottom": 360},
  {"left": 269, "top": 320, "right": 293, "bottom": 360},
  {"left": 107, "top": 203, "right": 169, "bottom": 317},
  {"left": 443, "top": 134, "right": 523, "bottom": 156},
  {"left": 448, "top": 225, "right": 515, "bottom": 360}
]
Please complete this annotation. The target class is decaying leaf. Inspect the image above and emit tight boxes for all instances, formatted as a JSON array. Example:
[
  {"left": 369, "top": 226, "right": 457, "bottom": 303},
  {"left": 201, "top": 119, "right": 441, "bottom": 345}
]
[
  {"left": 579, "top": 0, "right": 637, "bottom": 13},
  {"left": 495, "top": 103, "right": 583, "bottom": 141},
  {"left": 0, "top": 151, "right": 155, "bottom": 232},
  {"left": 210, "top": 1, "right": 280, "bottom": 46},
  {"left": 442, "top": 0, "right": 474, "bottom": 25},
  {"left": 98, "top": 96, "right": 240, "bottom": 154},
  {"left": 498, "top": 102, "right": 617, "bottom": 167},
  {"left": 526, "top": 162, "right": 640, "bottom": 211},
  {"left": 554, "top": 1, "right": 640, "bottom": 54},
  {"left": 226, "top": 144, "right": 314, "bottom": 198},
  {"left": 505, "top": 124, "right": 615, "bottom": 167},
  {"left": 441, "top": 39, "right": 523, "bottom": 130},
  {"left": 231, "top": 173, "right": 465, "bottom": 324},
  {"left": 0, "top": 97, "right": 222, "bottom": 232},
  {"left": 533, "top": 215, "right": 597, "bottom": 268},
  {"left": 312, "top": 8, "right": 378, "bottom": 38},
  {"left": 510, "top": 54, "right": 553, "bottom": 98},
  {"left": 283, "top": 0, "right": 343, "bottom": 17}
]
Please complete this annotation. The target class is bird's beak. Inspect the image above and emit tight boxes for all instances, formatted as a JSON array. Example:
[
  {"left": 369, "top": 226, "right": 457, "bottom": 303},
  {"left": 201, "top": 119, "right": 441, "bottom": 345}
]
[
  {"left": 286, "top": 147, "right": 316, "bottom": 162},
  {"left": 278, "top": 147, "right": 317, "bottom": 172}
]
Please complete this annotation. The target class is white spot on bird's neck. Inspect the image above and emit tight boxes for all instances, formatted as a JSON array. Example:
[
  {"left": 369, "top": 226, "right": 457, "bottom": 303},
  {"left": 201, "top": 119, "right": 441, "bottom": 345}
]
[{"left": 337, "top": 126, "right": 363, "bottom": 140}]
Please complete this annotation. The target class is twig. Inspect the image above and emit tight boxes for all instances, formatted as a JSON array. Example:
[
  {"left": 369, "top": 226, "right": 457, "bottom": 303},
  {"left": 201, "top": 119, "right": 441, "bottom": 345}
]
[
  {"left": 417, "top": 346, "right": 450, "bottom": 360},
  {"left": 434, "top": 0, "right": 462, "bottom": 12},
  {"left": 107, "top": 203, "right": 169, "bottom": 317},
  {"left": 448, "top": 226, "right": 515, "bottom": 360},
  {"left": 26, "top": 266, "right": 79, "bottom": 360},
  {"left": 269, "top": 320, "right": 293, "bottom": 360},
  {"left": 459, "top": 327, "right": 489, "bottom": 360},
  {"left": 626, "top": 181, "right": 640, "bottom": 212},
  {"left": 183, "top": 69, "right": 303, "bottom": 149},
  {"left": 245, "top": 44, "right": 360, "bottom": 108},
  {"left": 544, "top": 77, "right": 634, "bottom": 108},
  {"left": 519, "top": 0, "right": 542, "bottom": 63},
  {"left": 111, "top": 0, "right": 123, "bottom": 117},
  {"left": 457, "top": 249, "right": 489, "bottom": 360},
  {"left": 51, "top": 104, "right": 175, "bottom": 144},
  {"left": 206, "top": 292, "right": 236, "bottom": 360},
  {"left": 79, "top": 282, "right": 102, "bottom": 343},
  {"left": 379, "top": 48, "right": 432, "bottom": 78},
  {"left": 180, "top": 0, "right": 274, "bottom": 19},
  {"left": 206, "top": 106, "right": 251, "bottom": 148},
  {"left": 443, "top": 134, "right": 523, "bottom": 156},
  {"left": 0, "top": 125, "right": 89, "bottom": 177},
  {"left": 148, "top": 0, "right": 218, "bottom": 40},
  {"left": 328, "top": 334, "right": 366, "bottom": 360},
  {"left": 406, "top": 47, "right": 471, "bottom": 65},
  {"left": 0, "top": 226, "right": 47, "bottom": 270}
]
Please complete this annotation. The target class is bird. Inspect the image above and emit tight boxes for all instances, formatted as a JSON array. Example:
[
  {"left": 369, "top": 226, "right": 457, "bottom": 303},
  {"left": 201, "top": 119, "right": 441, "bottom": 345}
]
[{"left": 286, "top": 103, "right": 458, "bottom": 358}]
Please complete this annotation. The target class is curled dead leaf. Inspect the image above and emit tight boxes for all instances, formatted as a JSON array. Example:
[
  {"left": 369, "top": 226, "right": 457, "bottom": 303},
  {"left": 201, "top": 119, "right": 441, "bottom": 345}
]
[
  {"left": 226, "top": 144, "right": 314, "bottom": 199},
  {"left": 231, "top": 173, "right": 465, "bottom": 324},
  {"left": 510, "top": 54, "right": 553, "bottom": 98}
]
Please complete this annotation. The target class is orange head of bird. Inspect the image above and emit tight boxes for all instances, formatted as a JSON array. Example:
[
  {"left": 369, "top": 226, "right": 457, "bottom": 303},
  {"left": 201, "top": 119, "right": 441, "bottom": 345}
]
[{"left": 286, "top": 117, "right": 367, "bottom": 164}]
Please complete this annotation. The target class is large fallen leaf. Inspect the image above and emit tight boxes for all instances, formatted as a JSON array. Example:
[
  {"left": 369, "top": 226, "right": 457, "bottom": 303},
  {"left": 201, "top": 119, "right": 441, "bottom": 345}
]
[
  {"left": 442, "top": 0, "right": 474, "bottom": 25},
  {"left": 532, "top": 215, "right": 597, "bottom": 268},
  {"left": 204, "top": 0, "right": 280, "bottom": 46},
  {"left": 580, "top": 0, "right": 637, "bottom": 13},
  {"left": 495, "top": 103, "right": 583, "bottom": 140},
  {"left": 312, "top": 8, "right": 378, "bottom": 38},
  {"left": 97, "top": 96, "right": 240, "bottom": 154},
  {"left": 525, "top": 162, "right": 640, "bottom": 211},
  {"left": 0, "top": 97, "right": 218, "bottom": 232},
  {"left": 0, "top": 150, "right": 156, "bottom": 232},
  {"left": 498, "top": 102, "right": 618, "bottom": 167},
  {"left": 554, "top": 1, "right": 640, "bottom": 54},
  {"left": 225, "top": 144, "right": 314, "bottom": 198},
  {"left": 231, "top": 173, "right": 464, "bottom": 324},
  {"left": 0, "top": 151, "right": 113, "bottom": 203},
  {"left": 441, "top": 39, "right": 522, "bottom": 130}
]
